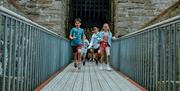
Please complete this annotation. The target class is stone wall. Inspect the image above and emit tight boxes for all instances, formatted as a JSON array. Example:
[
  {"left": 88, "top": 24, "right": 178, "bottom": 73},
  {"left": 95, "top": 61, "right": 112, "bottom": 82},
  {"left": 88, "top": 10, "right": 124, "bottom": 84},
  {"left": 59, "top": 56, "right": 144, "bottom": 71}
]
[
  {"left": 0, "top": 0, "right": 25, "bottom": 15},
  {"left": 114, "top": 0, "right": 178, "bottom": 37},
  {"left": 1, "top": 0, "right": 179, "bottom": 37},
  {"left": 16, "top": 0, "right": 68, "bottom": 36},
  {"left": 1, "top": 0, "right": 69, "bottom": 37},
  {"left": 142, "top": 1, "right": 180, "bottom": 28}
]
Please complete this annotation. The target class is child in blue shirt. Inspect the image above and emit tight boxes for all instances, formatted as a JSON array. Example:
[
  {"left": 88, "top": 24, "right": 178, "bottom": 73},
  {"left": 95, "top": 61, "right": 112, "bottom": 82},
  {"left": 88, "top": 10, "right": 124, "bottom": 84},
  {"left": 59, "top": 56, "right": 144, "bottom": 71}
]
[
  {"left": 81, "top": 36, "right": 89, "bottom": 66},
  {"left": 69, "top": 18, "right": 85, "bottom": 69}
]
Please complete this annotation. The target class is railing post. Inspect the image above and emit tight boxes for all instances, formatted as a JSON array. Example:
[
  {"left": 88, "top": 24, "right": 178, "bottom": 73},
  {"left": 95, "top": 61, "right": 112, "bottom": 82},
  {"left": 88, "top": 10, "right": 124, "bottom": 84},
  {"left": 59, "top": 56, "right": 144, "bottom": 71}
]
[
  {"left": 2, "top": 15, "right": 8, "bottom": 91},
  {"left": 154, "top": 29, "right": 159, "bottom": 91},
  {"left": 111, "top": 16, "right": 180, "bottom": 91}
]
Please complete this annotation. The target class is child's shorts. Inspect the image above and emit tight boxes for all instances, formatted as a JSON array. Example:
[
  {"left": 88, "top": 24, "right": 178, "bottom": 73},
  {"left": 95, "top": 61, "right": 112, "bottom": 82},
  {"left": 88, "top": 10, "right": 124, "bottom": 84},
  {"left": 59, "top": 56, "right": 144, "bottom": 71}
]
[
  {"left": 72, "top": 44, "right": 82, "bottom": 53},
  {"left": 82, "top": 52, "right": 87, "bottom": 57},
  {"left": 82, "top": 48, "right": 88, "bottom": 54},
  {"left": 100, "top": 41, "right": 109, "bottom": 53},
  {"left": 93, "top": 48, "right": 99, "bottom": 53}
]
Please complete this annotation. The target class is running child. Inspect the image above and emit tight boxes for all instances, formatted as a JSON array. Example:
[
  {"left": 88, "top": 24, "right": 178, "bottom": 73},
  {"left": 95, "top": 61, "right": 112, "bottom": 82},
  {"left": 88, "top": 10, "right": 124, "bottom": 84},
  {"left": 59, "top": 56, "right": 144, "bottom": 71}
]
[
  {"left": 81, "top": 36, "right": 89, "bottom": 66},
  {"left": 69, "top": 18, "right": 85, "bottom": 69},
  {"left": 99, "top": 23, "right": 112, "bottom": 71},
  {"left": 88, "top": 27, "right": 101, "bottom": 65}
]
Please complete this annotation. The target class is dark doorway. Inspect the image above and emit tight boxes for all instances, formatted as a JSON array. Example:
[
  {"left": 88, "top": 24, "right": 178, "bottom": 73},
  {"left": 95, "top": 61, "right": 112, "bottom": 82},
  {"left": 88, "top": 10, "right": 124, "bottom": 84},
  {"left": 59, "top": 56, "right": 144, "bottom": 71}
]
[{"left": 69, "top": 0, "right": 111, "bottom": 28}]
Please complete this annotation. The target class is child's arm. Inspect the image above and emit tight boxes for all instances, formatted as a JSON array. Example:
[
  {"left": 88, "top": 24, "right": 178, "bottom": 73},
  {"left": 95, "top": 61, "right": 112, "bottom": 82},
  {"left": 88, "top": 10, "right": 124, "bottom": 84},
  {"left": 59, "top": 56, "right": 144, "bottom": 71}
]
[
  {"left": 81, "top": 29, "right": 85, "bottom": 41},
  {"left": 88, "top": 35, "right": 94, "bottom": 49},
  {"left": 69, "top": 35, "right": 75, "bottom": 40},
  {"left": 109, "top": 32, "right": 113, "bottom": 40},
  {"left": 69, "top": 29, "right": 76, "bottom": 40},
  {"left": 87, "top": 40, "right": 90, "bottom": 45},
  {"left": 97, "top": 32, "right": 104, "bottom": 42},
  {"left": 82, "top": 36, "right": 85, "bottom": 41}
]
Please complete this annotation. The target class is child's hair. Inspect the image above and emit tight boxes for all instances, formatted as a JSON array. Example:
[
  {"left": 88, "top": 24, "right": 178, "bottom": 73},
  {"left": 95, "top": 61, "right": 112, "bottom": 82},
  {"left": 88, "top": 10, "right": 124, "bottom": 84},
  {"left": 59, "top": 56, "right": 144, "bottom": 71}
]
[
  {"left": 102, "top": 23, "right": 110, "bottom": 31},
  {"left": 74, "top": 18, "right": 82, "bottom": 23},
  {"left": 93, "top": 26, "right": 99, "bottom": 30}
]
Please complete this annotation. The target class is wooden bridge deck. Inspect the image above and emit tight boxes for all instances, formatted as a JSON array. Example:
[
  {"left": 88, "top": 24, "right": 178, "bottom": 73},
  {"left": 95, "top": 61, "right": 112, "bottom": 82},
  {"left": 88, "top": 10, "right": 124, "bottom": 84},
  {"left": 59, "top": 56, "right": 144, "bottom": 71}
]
[{"left": 41, "top": 62, "right": 141, "bottom": 91}]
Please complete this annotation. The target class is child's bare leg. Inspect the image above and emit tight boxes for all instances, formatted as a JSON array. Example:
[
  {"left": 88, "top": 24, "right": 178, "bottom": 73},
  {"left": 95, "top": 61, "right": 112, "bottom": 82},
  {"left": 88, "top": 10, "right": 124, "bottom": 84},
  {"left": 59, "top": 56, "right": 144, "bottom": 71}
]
[
  {"left": 105, "top": 47, "right": 110, "bottom": 64},
  {"left": 94, "top": 53, "right": 98, "bottom": 60},
  {"left": 74, "top": 52, "right": 77, "bottom": 63},
  {"left": 77, "top": 49, "right": 82, "bottom": 64},
  {"left": 105, "top": 46, "right": 111, "bottom": 70},
  {"left": 100, "top": 51, "right": 104, "bottom": 64},
  {"left": 74, "top": 52, "right": 78, "bottom": 67},
  {"left": 94, "top": 53, "right": 99, "bottom": 65},
  {"left": 90, "top": 49, "right": 93, "bottom": 61},
  {"left": 82, "top": 53, "right": 86, "bottom": 66},
  {"left": 99, "top": 49, "right": 104, "bottom": 69}
]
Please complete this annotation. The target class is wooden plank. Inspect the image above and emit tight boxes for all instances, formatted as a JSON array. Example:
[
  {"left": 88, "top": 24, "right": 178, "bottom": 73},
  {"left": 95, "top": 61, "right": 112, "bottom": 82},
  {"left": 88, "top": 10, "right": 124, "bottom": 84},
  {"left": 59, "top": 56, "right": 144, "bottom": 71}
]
[
  {"left": 41, "top": 62, "right": 141, "bottom": 91},
  {"left": 73, "top": 63, "right": 85, "bottom": 91},
  {"left": 41, "top": 64, "right": 71, "bottom": 91},
  {"left": 89, "top": 62, "right": 102, "bottom": 91},
  {"left": 82, "top": 62, "right": 92, "bottom": 91},
  {"left": 54, "top": 64, "right": 76, "bottom": 90},
  {"left": 106, "top": 69, "right": 140, "bottom": 91},
  {"left": 62, "top": 65, "right": 79, "bottom": 91},
  {"left": 41, "top": 63, "right": 73, "bottom": 91},
  {"left": 105, "top": 69, "right": 130, "bottom": 90},
  {"left": 98, "top": 66, "right": 122, "bottom": 91},
  {"left": 93, "top": 63, "right": 112, "bottom": 91}
]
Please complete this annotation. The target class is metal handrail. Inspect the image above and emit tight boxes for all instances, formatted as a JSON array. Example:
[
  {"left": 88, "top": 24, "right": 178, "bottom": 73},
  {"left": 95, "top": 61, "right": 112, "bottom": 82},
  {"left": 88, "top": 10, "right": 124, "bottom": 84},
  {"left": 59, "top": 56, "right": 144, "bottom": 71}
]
[
  {"left": 0, "top": 6, "right": 68, "bottom": 41},
  {"left": 0, "top": 6, "right": 72, "bottom": 91},
  {"left": 114, "top": 15, "right": 180, "bottom": 40},
  {"left": 111, "top": 15, "right": 180, "bottom": 91}
]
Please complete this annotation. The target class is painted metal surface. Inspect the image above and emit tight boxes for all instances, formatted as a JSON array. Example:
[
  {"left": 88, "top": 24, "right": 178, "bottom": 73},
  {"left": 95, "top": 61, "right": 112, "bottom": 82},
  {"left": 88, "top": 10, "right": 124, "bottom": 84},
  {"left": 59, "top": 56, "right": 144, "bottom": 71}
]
[
  {"left": 111, "top": 16, "right": 180, "bottom": 91},
  {"left": 0, "top": 6, "right": 72, "bottom": 91}
]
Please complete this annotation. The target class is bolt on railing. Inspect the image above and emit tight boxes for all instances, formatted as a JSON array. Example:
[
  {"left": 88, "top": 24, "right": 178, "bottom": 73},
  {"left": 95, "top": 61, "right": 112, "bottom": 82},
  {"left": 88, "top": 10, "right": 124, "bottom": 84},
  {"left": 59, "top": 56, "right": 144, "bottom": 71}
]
[
  {"left": 0, "top": 6, "right": 72, "bottom": 91},
  {"left": 111, "top": 15, "right": 180, "bottom": 91}
]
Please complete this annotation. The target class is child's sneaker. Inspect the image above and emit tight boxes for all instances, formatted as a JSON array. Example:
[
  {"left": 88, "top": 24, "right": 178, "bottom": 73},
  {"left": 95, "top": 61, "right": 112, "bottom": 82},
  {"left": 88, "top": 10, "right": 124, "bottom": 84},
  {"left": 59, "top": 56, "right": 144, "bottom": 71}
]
[
  {"left": 95, "top": 59, "right": 98, "bottom": 65},
  {"left": 74, "top": 63, "right": 77, "bottom": 68},
  {"left": 107, "top": 64, "right": 111, "bottom": 71},
  {"left": 89, "top": 58, "right": 92, "bottom": 62},
  {"left": 78, "top": 63, "right": 81, "bottom": 70},
  {"left": 83, "top": 61, "right": 85, "bottom": 66}
]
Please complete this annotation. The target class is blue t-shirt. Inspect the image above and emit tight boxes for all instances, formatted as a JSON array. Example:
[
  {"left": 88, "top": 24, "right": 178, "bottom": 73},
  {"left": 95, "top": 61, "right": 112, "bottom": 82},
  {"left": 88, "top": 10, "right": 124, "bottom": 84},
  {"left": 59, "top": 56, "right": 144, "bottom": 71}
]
[{"left": 70, "top": 27, "right": 85, "bottom": 46}]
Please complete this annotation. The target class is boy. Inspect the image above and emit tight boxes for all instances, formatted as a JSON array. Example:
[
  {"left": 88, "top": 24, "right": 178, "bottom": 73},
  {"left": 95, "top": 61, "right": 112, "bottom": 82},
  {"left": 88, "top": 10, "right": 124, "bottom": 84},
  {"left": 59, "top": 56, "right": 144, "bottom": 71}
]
[
  {"left": 81, "top": 36, "right": 89, "bottom": 66},
  {"left": 88, "top": 27, "right": 101, "bottom": 65},
  {"left": 69, "top": 18, "right": 85, "bottom": 69}
]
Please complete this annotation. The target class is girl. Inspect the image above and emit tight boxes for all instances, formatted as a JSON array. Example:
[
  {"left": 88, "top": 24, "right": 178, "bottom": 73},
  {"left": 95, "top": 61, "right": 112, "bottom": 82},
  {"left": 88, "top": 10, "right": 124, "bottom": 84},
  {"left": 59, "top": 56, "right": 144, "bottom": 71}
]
[{"left": 99, "top": 23, "right": 112, "bottom": 71}]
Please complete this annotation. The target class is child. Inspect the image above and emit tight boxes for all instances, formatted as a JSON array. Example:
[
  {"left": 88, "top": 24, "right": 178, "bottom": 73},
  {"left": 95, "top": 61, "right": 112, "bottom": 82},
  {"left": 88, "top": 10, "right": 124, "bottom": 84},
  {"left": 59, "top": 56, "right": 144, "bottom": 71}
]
[
  {"left": 69, "top": 18, "right": 85, "bottom": 69},
  {"left": 81, "top": 36, "right": 89, "bottom": 66},
  {"left": 88, "top": 27, "right": 101, "bottom": 65},
  {"left": 99, "top": 23, "right": 112, "bottom": 71}
]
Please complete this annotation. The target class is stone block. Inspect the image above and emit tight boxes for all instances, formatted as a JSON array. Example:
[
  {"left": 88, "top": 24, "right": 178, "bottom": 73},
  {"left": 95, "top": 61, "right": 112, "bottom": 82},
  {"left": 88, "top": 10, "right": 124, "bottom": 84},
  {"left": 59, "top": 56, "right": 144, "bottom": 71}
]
[{"left": 129, "top": 0, "right": 145, "bottom": 4}]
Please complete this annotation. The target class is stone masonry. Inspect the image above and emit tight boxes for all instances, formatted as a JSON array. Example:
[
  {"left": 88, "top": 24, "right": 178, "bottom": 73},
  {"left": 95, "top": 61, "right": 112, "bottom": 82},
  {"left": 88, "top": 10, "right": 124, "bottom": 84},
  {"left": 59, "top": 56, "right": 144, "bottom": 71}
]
[
  {"left": 114, "top": 0, "right": 178, "bottom": 37},
  {"left": 142, "top": 1, "right": 180, "bottom": 28},
  {"left": 16, "top": 0, "right": 68, "bottom": 36},
  {"left": 1, "top": 0, "right": 179, "bottom": 37},
  {"left": 1, "top": 0, "right": 69, "bottom": 37}
]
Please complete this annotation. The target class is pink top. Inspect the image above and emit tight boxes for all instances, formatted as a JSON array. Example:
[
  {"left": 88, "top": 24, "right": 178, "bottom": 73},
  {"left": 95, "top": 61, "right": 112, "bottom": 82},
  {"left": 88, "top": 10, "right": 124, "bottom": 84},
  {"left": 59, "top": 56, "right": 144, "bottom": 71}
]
[{"left": 104, "top": 32, "right": 109, "bottom": 42}]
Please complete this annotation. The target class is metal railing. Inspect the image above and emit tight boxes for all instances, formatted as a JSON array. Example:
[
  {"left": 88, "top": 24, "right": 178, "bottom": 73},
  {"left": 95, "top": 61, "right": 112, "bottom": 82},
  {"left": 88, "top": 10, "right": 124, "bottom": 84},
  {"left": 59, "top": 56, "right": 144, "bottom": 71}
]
[
  {"left": 111, "top": 15, "right": 180, "bottom": 91},
  {"left": 0, "top": 6, "right": 72, "bottom": 91}
]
